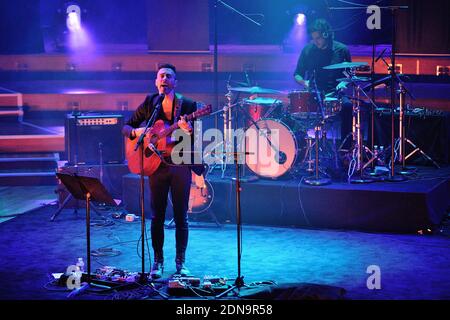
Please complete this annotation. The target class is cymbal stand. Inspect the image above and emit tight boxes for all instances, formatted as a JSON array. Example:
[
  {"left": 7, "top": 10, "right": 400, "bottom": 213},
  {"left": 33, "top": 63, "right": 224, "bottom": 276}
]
[
  {"left": 301, "top": 137, "right": 315, "bottom": 173},
  {"left": 204, "top": 86, "right": 234, "bottom": 177},
  {"left": 386, "top": 6, "right": 407, "bottom": 181},
  {"left": 220, "top": 86, "right": 234, "bottom": 178},
  {"left": 303, "top": 73, "right": 331, "bottom": 186},
  {"left": 347, "top": 76, "right": 375, "bottom": 184},
  {"left": 396, "top": 82, "right": 440, "bottom": 172}
]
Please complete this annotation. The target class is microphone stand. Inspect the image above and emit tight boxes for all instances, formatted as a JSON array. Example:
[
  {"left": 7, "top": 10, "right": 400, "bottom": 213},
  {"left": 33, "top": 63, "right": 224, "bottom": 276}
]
[
  {"left": 385, "top": 7, "right": 406, "bottom": 182},
  {"left": 213, "top": 0, "right": 262, "bottom": 168},
  {"left": 134, "top": 95, "right": 164, "bottom": 283}
]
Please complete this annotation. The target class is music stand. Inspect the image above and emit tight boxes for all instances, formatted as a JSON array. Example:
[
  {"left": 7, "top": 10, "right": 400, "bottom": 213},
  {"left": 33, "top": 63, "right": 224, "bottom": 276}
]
[{"left": 56, "top": 173, "right": 117, "bottom": 293}]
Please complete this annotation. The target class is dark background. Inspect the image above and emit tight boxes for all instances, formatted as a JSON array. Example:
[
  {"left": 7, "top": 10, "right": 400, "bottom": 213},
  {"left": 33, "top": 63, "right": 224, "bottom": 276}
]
[{"left": 0, "top": 0, "right": 448, "bottom": 54}]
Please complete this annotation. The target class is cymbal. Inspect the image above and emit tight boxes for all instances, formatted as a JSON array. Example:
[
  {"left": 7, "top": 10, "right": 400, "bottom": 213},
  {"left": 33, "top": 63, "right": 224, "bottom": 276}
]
[
  {"left": 362, "top": 75, "right": 392, "bottom": 90},
  {"left": 323, "top": 61, "right": 368, "bottom": 70},
  {"left": 229, "top": 86, "right": 283, "bottom": 94},
  {"left": 243, "top": 97, "right": 281, "bottom": 105},
  {"left": 336, "top": 76, "right": 371, "bottom": 83}
]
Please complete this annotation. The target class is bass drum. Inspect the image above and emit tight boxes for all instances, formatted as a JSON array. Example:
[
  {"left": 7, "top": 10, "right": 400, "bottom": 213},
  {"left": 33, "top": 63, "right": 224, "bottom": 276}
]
[{"left": 245, "top": 118, "right": 301, "bottom": 179}]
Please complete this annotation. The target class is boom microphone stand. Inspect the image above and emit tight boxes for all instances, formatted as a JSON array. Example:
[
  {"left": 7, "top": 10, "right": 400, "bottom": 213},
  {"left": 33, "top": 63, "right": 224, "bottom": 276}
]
[
  {"left": 133, "top": 94, "right": 164, "bottom": 283},
  {"left": 212, "top": 0, "right": 262, "bottom": 178},
  {"left": 216, "top": 150, "right": 246, "bottom": 298}
]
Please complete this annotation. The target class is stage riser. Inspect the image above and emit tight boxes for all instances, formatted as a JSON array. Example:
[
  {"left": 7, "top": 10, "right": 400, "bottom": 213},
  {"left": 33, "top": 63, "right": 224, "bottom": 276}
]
[
  {"left": 122, "top": 173, "right": 449, "bottom": 233},
  {"left": 0, "top": 135, "right": 64, "bottom": 153}
]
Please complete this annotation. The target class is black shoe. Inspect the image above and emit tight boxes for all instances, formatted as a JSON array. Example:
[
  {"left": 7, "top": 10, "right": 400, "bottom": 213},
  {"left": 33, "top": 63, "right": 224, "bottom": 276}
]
[
  {"left": 175, "top": 263, "right": 191, "bottom": 277},
  {"left": 150, "top": 262, "right": 164, "bottom": 279}
]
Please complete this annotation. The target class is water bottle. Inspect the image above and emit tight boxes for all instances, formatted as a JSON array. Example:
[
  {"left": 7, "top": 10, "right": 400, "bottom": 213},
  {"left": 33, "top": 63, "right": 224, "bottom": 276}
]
[{"left": 76, "top": 257, "right": 85, "bottom": 273}]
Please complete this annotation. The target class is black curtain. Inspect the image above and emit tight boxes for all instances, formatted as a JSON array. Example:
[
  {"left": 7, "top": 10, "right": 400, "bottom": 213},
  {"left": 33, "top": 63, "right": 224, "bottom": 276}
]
[{"left": 396, "top": 0, "right": 450, "bottom": 54}]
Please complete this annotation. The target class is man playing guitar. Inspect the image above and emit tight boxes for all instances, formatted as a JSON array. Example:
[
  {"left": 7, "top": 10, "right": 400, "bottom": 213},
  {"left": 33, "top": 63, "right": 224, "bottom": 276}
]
[{"left": 122, "top": 63, "right": 198, "bottom": 279}]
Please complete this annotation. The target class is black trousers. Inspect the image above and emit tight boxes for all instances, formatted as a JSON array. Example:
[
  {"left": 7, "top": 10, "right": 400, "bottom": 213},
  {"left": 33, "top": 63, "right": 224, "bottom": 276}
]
[{"left": 149, "top": 163, "right": 191, "bottom": 264}]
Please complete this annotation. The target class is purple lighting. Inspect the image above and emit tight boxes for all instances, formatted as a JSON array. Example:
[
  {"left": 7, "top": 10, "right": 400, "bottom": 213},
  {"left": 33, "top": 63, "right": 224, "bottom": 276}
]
[
  {"left": 296, "top": 13, "right": 306, "bottom": 26},
  {"left": 67, "top": 12, "right": 81, "bottom": 32},
  {"left": 66, "top": 4, "right": 81, "bottom": 32}
]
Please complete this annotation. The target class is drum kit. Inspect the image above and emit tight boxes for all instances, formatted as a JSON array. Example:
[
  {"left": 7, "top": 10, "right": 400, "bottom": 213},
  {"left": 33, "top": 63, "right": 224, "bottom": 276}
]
[{"left": 210, "top": 61, "right": 376, "bottom": 183}]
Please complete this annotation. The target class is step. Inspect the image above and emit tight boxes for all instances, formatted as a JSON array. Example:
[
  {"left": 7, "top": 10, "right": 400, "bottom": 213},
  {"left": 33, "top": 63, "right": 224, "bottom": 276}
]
[
  {"left": 0, "top": 171, "right": 57, "bottom": 186},
  {"left": 0, "top": 134, "right": 64, "bottom": 153},
  {"left": 0, "top": 154, "right": 58, "bottom": 171}
]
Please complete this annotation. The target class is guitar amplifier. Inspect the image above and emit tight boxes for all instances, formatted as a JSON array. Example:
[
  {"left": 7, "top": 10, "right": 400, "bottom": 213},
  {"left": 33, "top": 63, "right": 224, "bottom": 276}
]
[{"left": 65, "top": 113, "right": 125, "bottom": 165}]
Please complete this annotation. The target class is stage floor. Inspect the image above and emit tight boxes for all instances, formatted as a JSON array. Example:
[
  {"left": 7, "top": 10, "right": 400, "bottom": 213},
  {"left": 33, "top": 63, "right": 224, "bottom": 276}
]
[{"left": 0, "top": 202, "right": 448, "bottom": 300}]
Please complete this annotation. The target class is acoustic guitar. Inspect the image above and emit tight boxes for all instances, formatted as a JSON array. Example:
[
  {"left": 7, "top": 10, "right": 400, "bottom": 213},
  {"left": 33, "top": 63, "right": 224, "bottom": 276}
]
[{"left": 125, "top": 104, "right": 212, "bottom": 176}]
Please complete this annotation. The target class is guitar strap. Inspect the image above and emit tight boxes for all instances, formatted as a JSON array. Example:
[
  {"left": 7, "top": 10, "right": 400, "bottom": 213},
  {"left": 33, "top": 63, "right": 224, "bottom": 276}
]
[{"left": 174, "top": 93, "right": 183, "bottom": 121}]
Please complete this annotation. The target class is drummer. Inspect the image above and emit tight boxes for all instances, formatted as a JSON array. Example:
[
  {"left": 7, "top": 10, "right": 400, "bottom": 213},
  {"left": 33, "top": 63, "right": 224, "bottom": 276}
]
[{"left": 293, "top": 18, "right": 353, "bottom": 148}]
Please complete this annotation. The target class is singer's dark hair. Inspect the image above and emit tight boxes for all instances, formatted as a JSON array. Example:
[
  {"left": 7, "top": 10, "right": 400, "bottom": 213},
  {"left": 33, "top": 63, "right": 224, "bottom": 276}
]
[
  {"left": 308, "top": 18, "right": 334, "bottom": 41},
  {"left": 158, "top": 63, "right": 177, "bottom": 75}
]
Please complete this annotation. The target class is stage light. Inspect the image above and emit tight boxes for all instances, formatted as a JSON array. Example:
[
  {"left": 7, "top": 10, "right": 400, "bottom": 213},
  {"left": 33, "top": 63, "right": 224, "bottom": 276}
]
[
  {"left": 66, "top": 4, "right": 81, "bottom": 32},
  {"left": 296, "top": 13, "right": 306, "bottom": 26}
]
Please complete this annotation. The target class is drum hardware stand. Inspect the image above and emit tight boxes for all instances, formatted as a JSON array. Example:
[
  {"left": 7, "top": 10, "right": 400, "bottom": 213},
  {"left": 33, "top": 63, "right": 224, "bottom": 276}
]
[
  {"left": 304, "top": 74, "right": 331, "bottom": 186},
  {"left": 228, "top": 99, "right": 259, "bottom": 183},
  {"left": 300, "top": 127, "right": 336, "bottom": 176},
  {"left": 329, "top": 2, "right": 410, "bottom": 182},
  {"left": 382, "top": 5, "right": 409, "bottom": 181},
  {"left": 303, "top": 123, "right": 331, "bottom": 186},
  {"left": 203, "top": 85, "right": 236, "bottom": 178},
  {"left": 346, "top": 76, "right": 375, "bottom": 184},
  {"left": 366, "top": 30, "right": 382, "bottom": 177},
  {"left": 302, "top": 137, "right": 315, "bottom": 173},
  {"left": 395, "top": 83, "right": 440, "bottom": 172}
]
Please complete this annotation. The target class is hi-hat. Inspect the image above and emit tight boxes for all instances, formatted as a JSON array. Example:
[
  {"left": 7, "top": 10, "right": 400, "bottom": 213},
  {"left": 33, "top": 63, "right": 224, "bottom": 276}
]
[
  {"left": 229, "top": 86, "right": 283, "bottom": 94},
  {"left": 336, "top": 76, "right": 371, "bottom": 82},
  {"left": 323, "top": 61, "right": 368, "bottom": 70},
  {"left": 243, "top": 97, "right": 281, "bottom": 105}
]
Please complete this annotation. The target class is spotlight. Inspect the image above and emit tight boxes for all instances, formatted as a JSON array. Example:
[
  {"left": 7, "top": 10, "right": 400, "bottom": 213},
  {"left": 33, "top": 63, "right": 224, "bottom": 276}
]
[
  {"left": 295, "top": 13, "right": 306, "bottom": 26},
  {"left": 66, "top": 4, "right": 81, "bottom": 32}
]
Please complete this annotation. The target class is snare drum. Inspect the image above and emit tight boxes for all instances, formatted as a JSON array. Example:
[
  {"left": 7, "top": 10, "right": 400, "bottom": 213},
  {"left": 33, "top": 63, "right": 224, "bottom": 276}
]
[
  {"left": 243, "top": 97, "right": 283, "bottom": 125},
  {"left": 288, "top": 90, "right": 320, "bottom": 118}
]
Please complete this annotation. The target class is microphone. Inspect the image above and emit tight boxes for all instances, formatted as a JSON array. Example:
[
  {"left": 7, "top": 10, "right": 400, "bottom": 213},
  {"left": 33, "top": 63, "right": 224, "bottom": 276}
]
[
  {"left": 375, "top": 48, "right": 387, "bottom": 62},
  {"left": 155, "top": 93, "right": 165, "bottom": 107}
]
